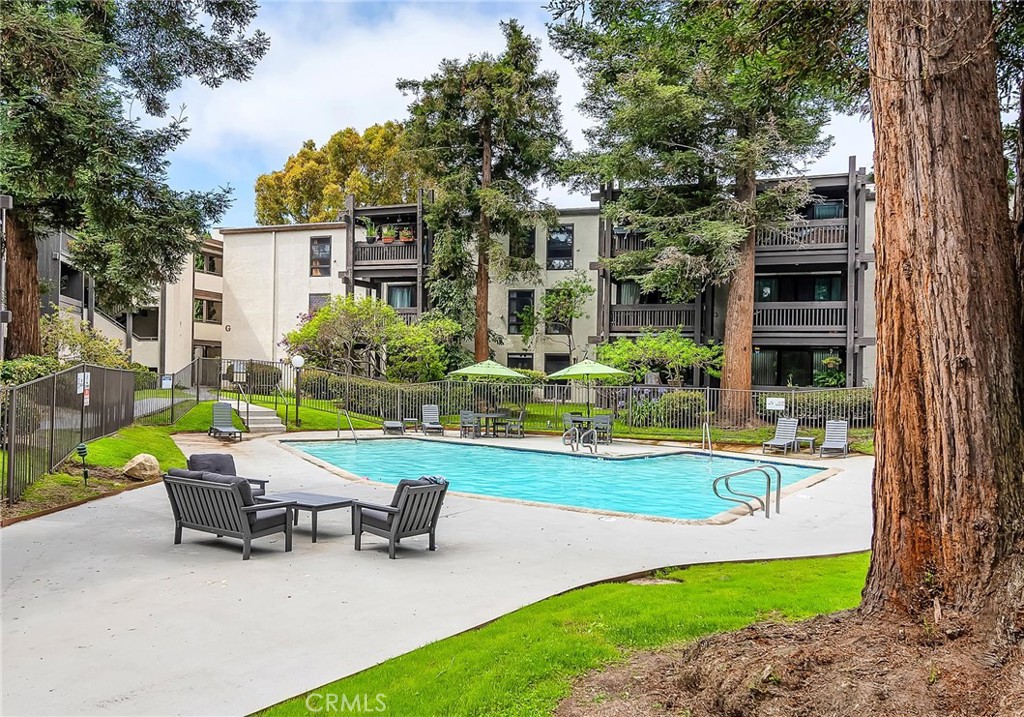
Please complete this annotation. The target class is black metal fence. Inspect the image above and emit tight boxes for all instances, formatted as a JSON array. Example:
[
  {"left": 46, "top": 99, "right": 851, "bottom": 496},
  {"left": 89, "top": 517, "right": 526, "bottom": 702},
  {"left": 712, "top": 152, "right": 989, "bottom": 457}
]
[
  {"left": 134, "top": 358, "right": 208, "bottom": 423},
  {"left": 1, "top": 364, "right": 135, "bottom": 505}
]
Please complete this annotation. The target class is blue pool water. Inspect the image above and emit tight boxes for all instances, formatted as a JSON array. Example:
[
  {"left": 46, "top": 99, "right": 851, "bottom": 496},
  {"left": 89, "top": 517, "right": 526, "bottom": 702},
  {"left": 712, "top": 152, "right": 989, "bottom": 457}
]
[{"left": 291, "top": 439, "right": 822, "bottom": 520}]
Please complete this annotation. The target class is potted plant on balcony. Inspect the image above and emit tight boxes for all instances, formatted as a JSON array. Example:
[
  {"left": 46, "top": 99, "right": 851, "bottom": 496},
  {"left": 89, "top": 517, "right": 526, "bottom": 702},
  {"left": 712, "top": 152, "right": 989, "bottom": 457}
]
[
  {"left": 381, "top": 225, "right": 397, "bottom": 244},
  {"left": 399, "top": 227, "right": 415, "bottom": 242},
  {"left": 362, "top": 219, "right": 377, "bottom": 244}
]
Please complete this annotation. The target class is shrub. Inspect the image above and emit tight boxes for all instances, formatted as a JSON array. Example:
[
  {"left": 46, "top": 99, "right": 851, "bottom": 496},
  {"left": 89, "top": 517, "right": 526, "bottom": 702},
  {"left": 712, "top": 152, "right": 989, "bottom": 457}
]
[
  {"left": 0, "top": 355, "right": 61, "bottom": 385},
  {"left": 656, "top": 390, "right": 709, "bottom": 427},
  {"left": 131, "top": 363, "right": 158, "bottom": 391},
  {"left": 245, "top": 361, "right": 282, "bottom": 395}
]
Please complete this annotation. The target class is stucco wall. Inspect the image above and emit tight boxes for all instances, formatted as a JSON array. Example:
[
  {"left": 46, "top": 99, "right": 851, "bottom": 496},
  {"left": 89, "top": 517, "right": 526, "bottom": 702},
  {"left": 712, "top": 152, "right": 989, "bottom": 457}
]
[{"left": 162, "top": 267, "right": 195, "bottom": 372}]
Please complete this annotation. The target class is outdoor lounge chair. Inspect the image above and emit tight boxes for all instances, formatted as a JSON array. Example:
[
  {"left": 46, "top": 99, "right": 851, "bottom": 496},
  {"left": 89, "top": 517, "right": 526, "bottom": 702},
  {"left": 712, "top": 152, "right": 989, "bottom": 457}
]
[
  {"left": 819, "top": 420, "right": 850, "bottom": 458},
  {"left": 209, "top": 401, "right": 243, "bottom": 442},
  {"left": 421, "top": 405, "right": 445, "bottom": 435},
  {"left": 352, "top": 477, "right": 448, "bottom": 559},
  {"left": 184, "top": 454, "right": 269, "bottom": 497},
  {"left": 163, "top": 473, "right": 295, "bottom": 560},
  {"left": 762, "top": 417, "right": 799, "bottom": 454},
  {"left": 459, "top": 411, "right": 480, "bottom": 438},
  {"left": 382, "top": 420, "right": 405, "bottom": 435}
]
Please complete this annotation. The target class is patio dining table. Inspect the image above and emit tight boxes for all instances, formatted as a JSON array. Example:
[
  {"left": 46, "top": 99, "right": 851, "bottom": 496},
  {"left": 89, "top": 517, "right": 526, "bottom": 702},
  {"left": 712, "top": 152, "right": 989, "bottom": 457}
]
[{"left": 472, "top": 411, "right": 509, "bottom": 437}]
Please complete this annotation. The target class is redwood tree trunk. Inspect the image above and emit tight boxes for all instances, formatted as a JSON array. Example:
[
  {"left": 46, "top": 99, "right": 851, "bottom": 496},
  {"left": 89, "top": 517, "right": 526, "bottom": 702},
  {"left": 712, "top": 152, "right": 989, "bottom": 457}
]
[
  {"left": 863, "top": 0, "right": 1024, "bottom": 616},
  {"left": 4, "top": 213, "right": 42, "bottom": 358},
  {"left": 718, "top": 165, "right": 757, "bottom": 422},
  {"left": 474, "top": 120, "right": 493, "bottom": 361}
]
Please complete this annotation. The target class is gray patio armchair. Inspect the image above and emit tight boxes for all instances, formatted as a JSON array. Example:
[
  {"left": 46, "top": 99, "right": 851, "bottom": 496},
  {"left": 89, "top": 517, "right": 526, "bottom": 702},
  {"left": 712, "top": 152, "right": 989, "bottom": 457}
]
[
  {"left": 185, "top": 453, "right": 268, "bottom": 497},
  {"left": 209, "top": 402, "right": 243, "bottom": 442},
  {"left": 819, "top": 420, "right": 850, "bottom": 458},
  {"left": 163, "top": 473, "right": 295, "bottom": 560},
  {"left": 762, "top": 417, "right": 799, "bottom": 454},
  {"left": 593, "top": 414, "right": 613, "bottom": 444},
  {"left": 459, "top": 411, "right": 480, "bottom": 438},
  {"left": 496, "top": 409, "right": 526, "bottom": 438},
  {"left": 421, "top": 404, "right": 445, "bottom": 435},
  {"left": 353, "top": 478, "right": 449, "bottom": 559}
]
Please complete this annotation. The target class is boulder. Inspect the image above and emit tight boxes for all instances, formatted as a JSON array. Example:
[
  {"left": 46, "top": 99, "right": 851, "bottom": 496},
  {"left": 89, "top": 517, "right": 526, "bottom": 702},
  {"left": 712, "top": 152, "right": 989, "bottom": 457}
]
[{"left": 123, "top": 453, "right": 161, "bottom": 482}]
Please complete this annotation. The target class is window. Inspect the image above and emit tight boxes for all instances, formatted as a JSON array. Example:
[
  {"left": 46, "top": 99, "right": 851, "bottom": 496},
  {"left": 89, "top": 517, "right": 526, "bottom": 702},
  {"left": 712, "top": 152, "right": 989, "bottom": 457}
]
[
  {"left": 755, "top": 277, "right": 778, "bottom": 302},
  {"left": 193, "top": 299, "right": 222, "bottom": 324},
  {"left": 507, "top": 290, "right": 534, "bottom": 334},
  {"left": 811, "top": 200, "right": 845, "bottom": 220},
  {"left": 546, "top": 224, "right": 574, "bottom": 270},
  {"left": 754, "top": 274, "right": 844, "bottom": 302},
  {"left": 308, "top": 293, "right": 330, "bottom": 314},
  {"left": 814, "top": 276, "right": 843, "bottom": 301},
  {"left": 387, "top": 285, "right": 416, "bottom": 309},
  {"left": 507, "top": 353, "right": 534, "bottom": 371},
  {"left": 618, "top": 280, "right": 641, "bottom": 305},
  {"left": 310, "top": 236, "right": 332, "bottom": 277},
  {"left": 194, "top": 253, "right": 221, "bottom": 275},
  {"left": 752, "top": 348, "right": 845, "bottom": 387},
  {"left": 510, "top": 227, "right": 536, "bottom": 259},
  {"left": 544, "top": 354, "right": 571, "bottom": 375}
]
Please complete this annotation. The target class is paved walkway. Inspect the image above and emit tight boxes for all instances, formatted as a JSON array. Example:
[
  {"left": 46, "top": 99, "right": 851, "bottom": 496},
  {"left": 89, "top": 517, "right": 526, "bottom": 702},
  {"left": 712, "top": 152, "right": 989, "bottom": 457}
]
[{"left": 1, "top": 433, "right": 873, "bottom": 716}]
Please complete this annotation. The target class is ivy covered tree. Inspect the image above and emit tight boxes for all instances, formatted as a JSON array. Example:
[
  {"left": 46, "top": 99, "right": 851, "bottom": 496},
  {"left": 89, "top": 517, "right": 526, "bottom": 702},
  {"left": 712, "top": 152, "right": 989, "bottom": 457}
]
[
  {"left": 549, "top": 0, "right": 862, "bottom": 416},
  {"left": 398, "top": 20, "right": 569, "bottom": 360},
  {"left": 0, "top": 0, "right": 268, "bottom": 358},
  {"left": 254, "top": 122, "right": 426, "bottom": 224}
]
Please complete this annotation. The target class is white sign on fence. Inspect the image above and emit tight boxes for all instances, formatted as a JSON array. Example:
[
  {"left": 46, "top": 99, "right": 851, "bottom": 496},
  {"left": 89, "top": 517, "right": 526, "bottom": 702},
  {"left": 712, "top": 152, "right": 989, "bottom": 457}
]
[
  {"left": 765, "top": 397, "right": 786, "bottom": 411},
  {"left": 160, "top": 374, "right": 173, "bottom": 390},
  {"left": 76, "top": 372, "right": 90, "bottom": 395}
]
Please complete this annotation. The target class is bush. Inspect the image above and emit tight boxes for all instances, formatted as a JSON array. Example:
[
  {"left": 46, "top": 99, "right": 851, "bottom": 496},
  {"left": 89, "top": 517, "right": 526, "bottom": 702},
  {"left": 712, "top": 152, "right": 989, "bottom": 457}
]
[
  {"left": 0, "top": 355, "right": 61, "bottom": 385},
  {"left": 245, "top": 361, "right": 282, "bottom": 395},
  {"left": 656, "top": 390, "right": 709, "bottom": 427},
  {"left": 131, "top": 363, "right": 158, "bottom": 391}
]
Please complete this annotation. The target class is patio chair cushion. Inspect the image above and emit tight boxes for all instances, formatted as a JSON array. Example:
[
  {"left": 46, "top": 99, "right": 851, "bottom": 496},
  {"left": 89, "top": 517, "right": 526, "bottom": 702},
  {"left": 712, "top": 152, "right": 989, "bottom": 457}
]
[
  {"left": 249, "top": 508, "right": 288, "bottom": 533},
  {"left": 359, "top": 507, "right": 394, "bottom": 530},
  {"left": 188, "top": 454, "right": 237, "bottom": 475},
  {"left": 200, "top": 472, "right": 254, "bottom": 506},
  {"left": 166, "top": 468, "right": 206, "bottom": 480}
]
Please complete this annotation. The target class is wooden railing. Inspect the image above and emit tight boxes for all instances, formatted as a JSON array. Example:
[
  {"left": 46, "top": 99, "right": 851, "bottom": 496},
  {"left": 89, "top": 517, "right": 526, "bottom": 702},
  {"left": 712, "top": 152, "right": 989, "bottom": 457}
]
[
  {"left": 610, "top": 303, "right": 696, "bottom": 332},
  {"left": 395, "top": 308, "right": 419, "bottom": 325},
  {"left": 752, "top": 301, "right": 847, "bottom": 333},
  {"left": 353, "top": 241, "right": 417, "bottom": 265},
  {"left": 755, "top": 218, "right": 848, "bottom": 250},
  {"left": 610, "top": 233, "right": 653, "bottom": 256}
]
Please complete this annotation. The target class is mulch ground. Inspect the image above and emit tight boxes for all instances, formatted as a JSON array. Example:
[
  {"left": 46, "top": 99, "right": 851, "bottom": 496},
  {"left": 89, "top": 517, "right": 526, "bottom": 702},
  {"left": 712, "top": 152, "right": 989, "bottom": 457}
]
[{"left": 556, "top": 611, "right": 1024, "bottom": 717}]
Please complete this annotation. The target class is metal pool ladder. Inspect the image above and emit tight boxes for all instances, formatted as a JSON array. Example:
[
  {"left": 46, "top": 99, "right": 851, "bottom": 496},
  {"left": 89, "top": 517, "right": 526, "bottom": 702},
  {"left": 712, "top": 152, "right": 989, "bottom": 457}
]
[
  {"left": 712, "top": 464, "right": 783, "bottom": 518},
  {"left": 701, "top": 420, "right": 713, "bottom": 459},
  {"left": 337, "top": 408, "right": 359, "bottom": 443}
]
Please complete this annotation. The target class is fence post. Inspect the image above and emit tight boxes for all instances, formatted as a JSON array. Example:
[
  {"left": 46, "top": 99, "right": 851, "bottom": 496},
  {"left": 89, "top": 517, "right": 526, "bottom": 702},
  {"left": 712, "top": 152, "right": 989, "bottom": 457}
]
[
  {"left": 196, "top": 359, "right": 200, "bottom": 405},
  {"left": 7, "top": 386, "right": 16, "bottom": 506},
  {"left": 48, "top": 375, "right": 57, "bottom": 470}
]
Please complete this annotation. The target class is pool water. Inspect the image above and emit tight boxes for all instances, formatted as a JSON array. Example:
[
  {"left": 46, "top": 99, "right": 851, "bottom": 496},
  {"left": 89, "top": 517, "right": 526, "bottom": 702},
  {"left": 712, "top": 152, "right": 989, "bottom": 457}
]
[{"left": 291, "top": 439, "right": 822, "bottom": 520}]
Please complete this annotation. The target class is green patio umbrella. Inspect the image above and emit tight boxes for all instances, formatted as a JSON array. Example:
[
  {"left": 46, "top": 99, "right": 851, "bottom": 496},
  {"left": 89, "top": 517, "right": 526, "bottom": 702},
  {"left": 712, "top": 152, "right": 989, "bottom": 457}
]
[
  {"left": 448, "top": 360, "right": 525, "bottom": 380},
  {"left": 545, "top": 359, "right": 629, "bottom": 416}
]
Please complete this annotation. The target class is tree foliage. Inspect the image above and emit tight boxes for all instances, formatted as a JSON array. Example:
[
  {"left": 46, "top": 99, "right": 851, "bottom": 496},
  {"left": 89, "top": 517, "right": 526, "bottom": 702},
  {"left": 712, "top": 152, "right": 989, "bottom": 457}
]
[
  {"left": 254, "top": 122, "right": 426, "bottom": 224},
  {"left": 0, "top": 0, "right": 268, "bottom": 352},
  {"left": 399, "top": 20, "right": 569, "bottom": 358},
  {"left": 40, "top": 309, "right": 132, "bottom": 368},
  {"left": 517, "top": 270, "right": 595, "bottom": 359},
  {"left": 597, "top": 331, "right": 723, "bottom": 385}
]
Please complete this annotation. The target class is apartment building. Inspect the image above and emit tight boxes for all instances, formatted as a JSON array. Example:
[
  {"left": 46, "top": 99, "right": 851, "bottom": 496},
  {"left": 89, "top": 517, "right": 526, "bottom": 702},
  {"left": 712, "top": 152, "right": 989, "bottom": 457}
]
[
  {"left": 37, "top": 230, "right": 223, "bottom": 373},
  {"left": 213, "top": 157, "right": 875, "bottom": 387}
]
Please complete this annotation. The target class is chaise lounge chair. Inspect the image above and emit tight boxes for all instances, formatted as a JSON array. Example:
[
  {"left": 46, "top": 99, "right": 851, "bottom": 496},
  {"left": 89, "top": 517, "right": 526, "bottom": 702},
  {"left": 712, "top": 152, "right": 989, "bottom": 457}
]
[
  {"left": 209, "top": 401, "right": 243, "bottom": 442},
  {"left": 421, "top": 404, "right": 445, "bottom": 435},
  {"left": 762, "top": 417, "right": 799, "bottom": 454},
  {"left": 382, "top": 420, "right": 405, "bottom": 435},
  {"left": 819, "top": 420, "right": 850, "bottom": 458},
  {"left": 352, "top": 477, "right": 449, "bottom": 559},
  {"left": 186, "top": 453, "right": 268, "bottom": 497}
]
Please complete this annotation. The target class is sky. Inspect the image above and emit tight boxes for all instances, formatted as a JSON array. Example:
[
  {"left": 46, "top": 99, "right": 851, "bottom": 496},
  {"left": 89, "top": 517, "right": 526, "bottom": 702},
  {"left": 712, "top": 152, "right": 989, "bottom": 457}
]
[{"left": 163, "top": 1, "right": 876, "bottom": 229}]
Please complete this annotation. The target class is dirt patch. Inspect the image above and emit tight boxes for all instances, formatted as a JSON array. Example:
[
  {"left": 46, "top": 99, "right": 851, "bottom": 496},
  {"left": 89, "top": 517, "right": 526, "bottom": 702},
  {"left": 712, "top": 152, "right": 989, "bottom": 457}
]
[
  {"left": 0, "top": 462, "right": 150, "bottom": 523},
  {"left": 556, "top": 612, "right": 1023, "bottom": 717}
]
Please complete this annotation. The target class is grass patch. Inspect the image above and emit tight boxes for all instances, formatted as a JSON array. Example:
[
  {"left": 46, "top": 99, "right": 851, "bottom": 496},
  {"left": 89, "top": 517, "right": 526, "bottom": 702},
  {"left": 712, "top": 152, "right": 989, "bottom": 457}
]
[
  {"left": 2, "top": 471, "right": 142, "bottom": 520},
  {"left": 85, "top": 425, "right": 188, "bottom": 471},
  {"left": 257, "top": 553, "right": 869, "bottom": 717}
]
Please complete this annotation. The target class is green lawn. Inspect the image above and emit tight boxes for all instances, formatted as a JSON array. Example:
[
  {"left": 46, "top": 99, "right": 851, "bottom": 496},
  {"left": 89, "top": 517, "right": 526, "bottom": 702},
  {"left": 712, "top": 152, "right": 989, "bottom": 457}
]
[
  {"left": 257, "top": 553, "right": 869, "bottom": 717},
  {"left": 86, "top": 424, "right": 188, "bottom": 470}
]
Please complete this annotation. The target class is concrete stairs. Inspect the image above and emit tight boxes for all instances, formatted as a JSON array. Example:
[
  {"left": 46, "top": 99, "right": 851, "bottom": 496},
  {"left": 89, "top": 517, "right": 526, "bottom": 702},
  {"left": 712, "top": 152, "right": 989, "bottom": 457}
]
[{"left": 235, "top": 401, "right": 286, "bottom": 436}]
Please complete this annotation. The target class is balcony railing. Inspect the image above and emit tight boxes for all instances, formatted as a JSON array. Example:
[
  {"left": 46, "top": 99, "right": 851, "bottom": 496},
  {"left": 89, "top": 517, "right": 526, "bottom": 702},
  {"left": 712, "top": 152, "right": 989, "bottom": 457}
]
[
  {"left": 353, "top": 241, "right": 417, "bottom": 265},
  {"left": 395, "top": 308, "right": 419, "bottom": 325},
  {"left": 610, "top": 304, "right": 695, "bottom": 332},
  {"left": 755, "top": 218, "right": 848, "bottom": 250},
  {"left": 752, "top": 301, "right": 848, "bottom": 333},
  {"left": 610, "top": 233, "right": 653, "bottom": 256}
]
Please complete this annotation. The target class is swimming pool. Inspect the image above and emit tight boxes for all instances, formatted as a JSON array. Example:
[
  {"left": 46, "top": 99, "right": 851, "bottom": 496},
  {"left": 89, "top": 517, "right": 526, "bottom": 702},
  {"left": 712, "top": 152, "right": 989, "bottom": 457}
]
[{"left": 290, "top": 439, "right": 823, "bottom": 521}]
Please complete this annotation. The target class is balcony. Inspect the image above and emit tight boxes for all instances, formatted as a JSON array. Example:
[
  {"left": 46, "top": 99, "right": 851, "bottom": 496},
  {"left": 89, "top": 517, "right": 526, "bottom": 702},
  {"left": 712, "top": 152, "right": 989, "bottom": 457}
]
[
  {"left": 352, "top": 241, "right": 418, "bottom": 267},
  {"left": 610, "top": 304, "right": 696, "bottom": 333},
  {"left": 395, "top": 307, "right": 419, "bottom": 325},
  {"left": 610, "top": 233, "right": 653, "bottom": 257},
  {"left": 752, "top": 301, "right": 848, "bottom": 338},
  {"left": 755, "top": 219, "right": 848, "bottom": 265}
]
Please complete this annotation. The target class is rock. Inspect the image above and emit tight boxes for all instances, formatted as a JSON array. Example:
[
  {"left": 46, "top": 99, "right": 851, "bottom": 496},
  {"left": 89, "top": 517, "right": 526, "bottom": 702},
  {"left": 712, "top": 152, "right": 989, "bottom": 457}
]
[{"left": 123, "top": 453, "right": 161, "bottom": 482}]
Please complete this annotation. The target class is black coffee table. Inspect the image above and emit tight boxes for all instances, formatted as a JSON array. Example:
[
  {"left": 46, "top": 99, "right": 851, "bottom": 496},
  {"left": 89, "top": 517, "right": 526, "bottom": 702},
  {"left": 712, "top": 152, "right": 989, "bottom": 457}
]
[{"left": 257, "top": 491, "right": 355, "bottom": 543}]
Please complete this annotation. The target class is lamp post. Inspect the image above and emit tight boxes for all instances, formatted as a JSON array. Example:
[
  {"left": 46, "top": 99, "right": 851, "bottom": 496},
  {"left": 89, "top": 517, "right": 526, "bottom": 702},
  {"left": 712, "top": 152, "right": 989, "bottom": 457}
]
[
  {"left": 290, "top": 355, "right": 305, "bottom": 427},
  {"left": 0, "top": 194, "right": 13, "bottom": 361}
]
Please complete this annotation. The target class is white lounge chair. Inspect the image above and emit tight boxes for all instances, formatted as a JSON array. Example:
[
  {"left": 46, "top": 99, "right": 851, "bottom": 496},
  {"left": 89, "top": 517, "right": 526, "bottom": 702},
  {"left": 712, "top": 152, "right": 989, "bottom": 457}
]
[
  {"left": 819, "top": 420, "right": 850, "bottom": 458},
  {"left": 422, "top": 404, "right": 445, "bottom": 435},
  {"left": 762, "top": 417, "right": 799, "bottom": 454}
]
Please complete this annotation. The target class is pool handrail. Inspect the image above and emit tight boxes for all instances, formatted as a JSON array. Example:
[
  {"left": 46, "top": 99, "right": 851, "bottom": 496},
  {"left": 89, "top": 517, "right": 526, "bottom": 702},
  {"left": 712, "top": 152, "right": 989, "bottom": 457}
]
[{"left": 712, "top": 464, "right": 783, "bottom": 518}]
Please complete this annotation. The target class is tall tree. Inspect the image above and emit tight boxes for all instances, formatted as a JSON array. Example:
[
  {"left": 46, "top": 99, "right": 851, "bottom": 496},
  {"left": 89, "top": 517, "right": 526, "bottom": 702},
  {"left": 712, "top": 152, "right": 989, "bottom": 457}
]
[
  {"left": 0, "top": 0, "right": 268, "bottom": 357},
  {"left": 254, "top": 122, "right": 425, "bottom": 224},
  {"left": 549, "top": 0, "right": 862, "bottom": 414},
  {"left": 863, "top": 0, "right": 1024, "bottom": 620},
  {"left": 399, "top": 20, "right": 568, "bottom": 361}
]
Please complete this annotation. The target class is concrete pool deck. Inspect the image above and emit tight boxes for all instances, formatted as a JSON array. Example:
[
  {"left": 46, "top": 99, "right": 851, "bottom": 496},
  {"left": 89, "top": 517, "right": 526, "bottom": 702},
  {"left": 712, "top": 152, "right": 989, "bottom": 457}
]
[{"left": 1, "top": 432, "right": 873, "bottom": 716}]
